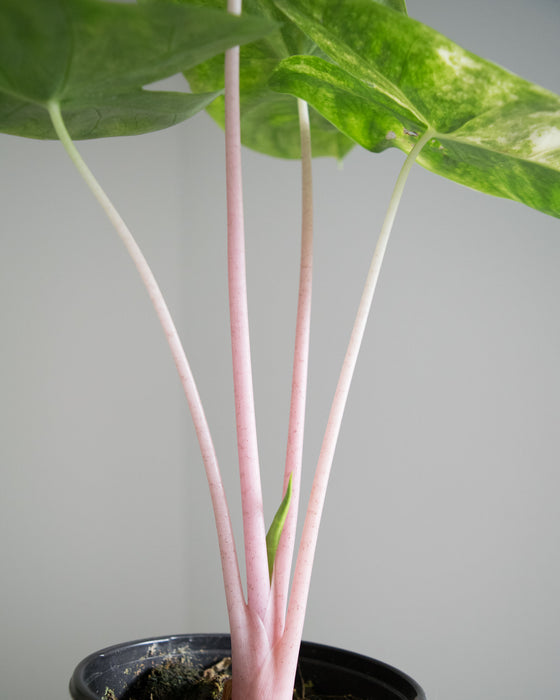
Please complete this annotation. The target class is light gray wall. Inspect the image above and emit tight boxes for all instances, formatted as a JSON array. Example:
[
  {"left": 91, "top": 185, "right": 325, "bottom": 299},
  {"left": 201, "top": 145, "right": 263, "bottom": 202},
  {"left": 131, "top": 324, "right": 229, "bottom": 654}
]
[{"left": 1, "top": 1, "right": 559, "bottom": 699}]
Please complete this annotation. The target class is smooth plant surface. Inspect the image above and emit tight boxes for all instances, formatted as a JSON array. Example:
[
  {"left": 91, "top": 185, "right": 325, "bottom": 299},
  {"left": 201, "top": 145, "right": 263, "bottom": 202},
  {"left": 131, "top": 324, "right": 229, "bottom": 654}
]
[
  {"left": 0, "top": 0, "right": 275, "bottom": 139},
  {"left": 184, "top": 0, "right": 355, "bottom": 158},
  {"left": 270, "top": 0, "right": 560, "bottom": 217},
  {"left": 185, "top": 0, "right": 407, "bottom": 158},
  {"left": 1, "top": 1, "right": 559, "bottom": 700}
]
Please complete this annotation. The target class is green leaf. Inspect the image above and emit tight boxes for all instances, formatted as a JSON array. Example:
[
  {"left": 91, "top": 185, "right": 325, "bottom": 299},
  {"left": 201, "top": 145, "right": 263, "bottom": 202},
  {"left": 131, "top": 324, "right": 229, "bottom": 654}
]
[
  {"left": 185, "top": 0, "right": 408, "bottom": 159},
  {"left": 266, "top": 474, "right": 293, "bottom": 580},
  {"left": 270, "top": 0, "right": 560, "bottom": 218},
  {"left": 0, "top": 90, "right": 222, "bottom": 140},
  {"left": 0, "top": 0, "right": 276, "bottom": 139},
  {"left": 383, "top": 0, "right": 408, "bottom": 13}
]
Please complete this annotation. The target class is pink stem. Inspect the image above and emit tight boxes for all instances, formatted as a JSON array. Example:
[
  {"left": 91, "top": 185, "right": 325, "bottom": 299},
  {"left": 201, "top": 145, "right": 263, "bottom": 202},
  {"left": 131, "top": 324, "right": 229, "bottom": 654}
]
[
  {"left": 283, "top": 129, "right": 434, "bottom": 652},
  {"left": 225, "top": 1, "right": 269, "bottom": 619},
  {"left": 270, "top": 99, "right": 313, "bottom": 641},
  {"left": 46, "top": 100, "right": 246, "bottom": 622}
]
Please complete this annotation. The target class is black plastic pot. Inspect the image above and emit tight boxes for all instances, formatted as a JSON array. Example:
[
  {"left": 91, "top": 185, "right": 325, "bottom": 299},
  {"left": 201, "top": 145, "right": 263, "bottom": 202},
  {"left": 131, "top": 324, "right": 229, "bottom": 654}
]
[{"left": 69, "top": 633, "right": 426, "bottom": 700}]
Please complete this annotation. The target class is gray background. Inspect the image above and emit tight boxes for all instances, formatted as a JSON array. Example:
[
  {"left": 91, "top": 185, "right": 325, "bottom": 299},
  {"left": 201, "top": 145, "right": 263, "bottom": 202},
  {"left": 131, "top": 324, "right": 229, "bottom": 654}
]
[{"left": 1, "top": 1, "right": 559, "bottom": 698}]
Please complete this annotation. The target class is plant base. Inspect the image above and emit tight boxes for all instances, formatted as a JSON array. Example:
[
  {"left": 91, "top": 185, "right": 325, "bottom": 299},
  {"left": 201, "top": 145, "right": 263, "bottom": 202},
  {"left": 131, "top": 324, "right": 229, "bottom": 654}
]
[{"left": 69, "top": 634, "right": 426, "bottom": 700}]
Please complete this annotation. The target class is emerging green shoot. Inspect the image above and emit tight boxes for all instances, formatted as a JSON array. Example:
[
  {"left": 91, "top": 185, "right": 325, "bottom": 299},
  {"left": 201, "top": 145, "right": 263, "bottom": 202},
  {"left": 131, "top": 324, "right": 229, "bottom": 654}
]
[
  {"left": 266, "top": 474, "right": 293, "bottom": 580},
  {"left": 2, "top": 2, "right": 558, "bottom": 700}
]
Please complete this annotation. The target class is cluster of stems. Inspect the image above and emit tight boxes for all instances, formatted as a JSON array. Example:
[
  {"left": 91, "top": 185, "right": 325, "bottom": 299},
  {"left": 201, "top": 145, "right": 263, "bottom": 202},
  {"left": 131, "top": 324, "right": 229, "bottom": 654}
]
[{"left": 48, "top": 2, "right": 430, "bottom": 696}]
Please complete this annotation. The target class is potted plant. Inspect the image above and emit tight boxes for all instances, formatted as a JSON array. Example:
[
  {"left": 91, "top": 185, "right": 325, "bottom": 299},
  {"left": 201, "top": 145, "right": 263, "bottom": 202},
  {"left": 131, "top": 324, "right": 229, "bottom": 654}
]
[{"left": 1, "top": 0, "right": 558, "bottom": 699}]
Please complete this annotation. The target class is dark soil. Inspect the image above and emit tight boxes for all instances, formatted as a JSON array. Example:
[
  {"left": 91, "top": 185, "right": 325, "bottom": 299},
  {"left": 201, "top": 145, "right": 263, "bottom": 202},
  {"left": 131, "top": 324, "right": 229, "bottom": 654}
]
[
  {"left": 101, "top": 657, "right": 360, "bottom": 700},
  {"left": 102, "top": 657, "right": 232, "bottom": 700}
]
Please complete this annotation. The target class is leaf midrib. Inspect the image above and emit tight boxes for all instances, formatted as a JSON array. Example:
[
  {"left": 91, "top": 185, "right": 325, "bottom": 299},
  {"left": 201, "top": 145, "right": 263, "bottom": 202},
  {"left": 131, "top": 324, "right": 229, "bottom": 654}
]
[
  {"left": 399, "top": 118, "right": 557, "bottom": 181},
  {"left": 274, "top": 0, "right": 426, "bottom": 124},
  {"left": 55, "top": 0, "right": 75, "bottom": 102},
  {"left": 0, "top": 83, "right": 48, "bottom": 108}
]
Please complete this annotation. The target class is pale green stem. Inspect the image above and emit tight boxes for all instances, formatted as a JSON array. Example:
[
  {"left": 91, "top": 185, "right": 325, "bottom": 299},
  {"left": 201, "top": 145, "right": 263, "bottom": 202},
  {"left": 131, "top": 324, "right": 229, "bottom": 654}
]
[
  {"left": 283, "top": 129, "right": 435, "bottom": 654},
  {"left": 46, "top": 99, "right": 246, "bottom": 625},
  {"left": 268, "top": 98, "right": 313, "bottom": 642}
]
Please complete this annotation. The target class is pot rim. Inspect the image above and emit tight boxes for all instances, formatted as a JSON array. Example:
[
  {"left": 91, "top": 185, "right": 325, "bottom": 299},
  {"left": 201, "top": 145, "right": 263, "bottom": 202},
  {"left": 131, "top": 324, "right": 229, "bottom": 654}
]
[{"left": 69, "top": 632, "right": 426, "bottom": 700}]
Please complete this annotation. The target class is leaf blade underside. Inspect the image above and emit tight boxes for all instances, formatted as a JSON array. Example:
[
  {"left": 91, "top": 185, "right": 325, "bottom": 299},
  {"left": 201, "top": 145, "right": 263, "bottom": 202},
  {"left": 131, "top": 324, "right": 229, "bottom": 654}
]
[{"left": 0, "top": 0, "right": 277, "bottom": 139}]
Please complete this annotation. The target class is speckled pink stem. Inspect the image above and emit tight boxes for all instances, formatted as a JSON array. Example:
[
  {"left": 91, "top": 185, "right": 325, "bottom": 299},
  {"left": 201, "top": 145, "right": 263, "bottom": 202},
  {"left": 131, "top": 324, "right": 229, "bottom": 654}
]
[
  {"left": 283, "top": 129, "right": 434, "bottom": 656},
  {"left": 269, "top": 99, "right": 313, "bottom": 642},
  {"left": 225, "top": 0, "right": 269, "bottom": 621},
  {"left": 47, "top": 100, "right": 246, "bottom": 626}
]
